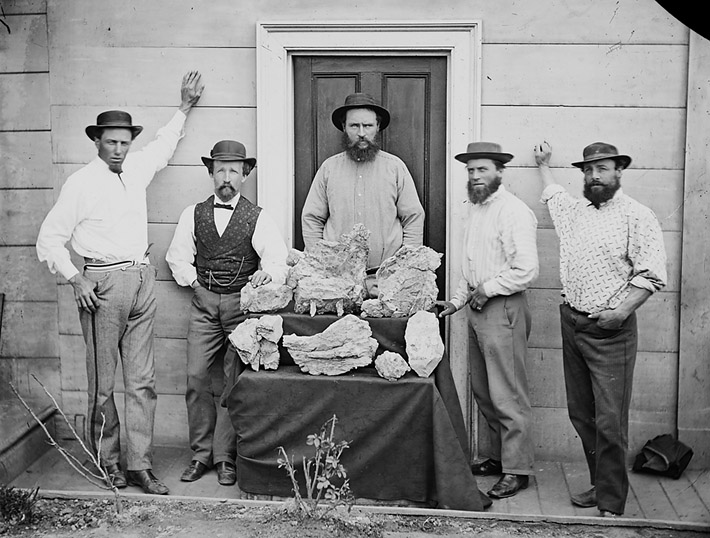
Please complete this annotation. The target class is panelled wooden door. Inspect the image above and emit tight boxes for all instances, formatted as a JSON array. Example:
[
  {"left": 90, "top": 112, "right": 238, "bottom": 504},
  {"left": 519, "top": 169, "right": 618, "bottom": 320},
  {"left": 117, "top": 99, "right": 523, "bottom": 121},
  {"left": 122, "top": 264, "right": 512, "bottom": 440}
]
[{"left": 293, "top": 55, "right": 448, "bottom": 297}]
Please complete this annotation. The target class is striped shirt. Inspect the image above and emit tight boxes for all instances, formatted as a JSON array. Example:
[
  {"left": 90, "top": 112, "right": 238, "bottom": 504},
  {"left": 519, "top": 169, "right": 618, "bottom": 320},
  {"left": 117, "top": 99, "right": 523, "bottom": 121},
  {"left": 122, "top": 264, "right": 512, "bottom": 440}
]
[
  {"left": 541, "top": 184, "right": 667, "bottom": 314},
  {"left": 450, "top": 185, "right": 539, "bottom": 310}
]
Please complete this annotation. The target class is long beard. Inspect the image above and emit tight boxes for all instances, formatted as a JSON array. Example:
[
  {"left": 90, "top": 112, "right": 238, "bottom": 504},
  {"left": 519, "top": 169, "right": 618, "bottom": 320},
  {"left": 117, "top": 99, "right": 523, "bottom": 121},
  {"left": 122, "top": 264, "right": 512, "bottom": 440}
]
[
  {"left": 584, "top": 180, "right": 620, "bottom": 208},
  {"left": 467, "top": 177, "right": 501, "bottom": 204},
  {"left": 342, "top": 132, "right": 380, "bottom": 162}
]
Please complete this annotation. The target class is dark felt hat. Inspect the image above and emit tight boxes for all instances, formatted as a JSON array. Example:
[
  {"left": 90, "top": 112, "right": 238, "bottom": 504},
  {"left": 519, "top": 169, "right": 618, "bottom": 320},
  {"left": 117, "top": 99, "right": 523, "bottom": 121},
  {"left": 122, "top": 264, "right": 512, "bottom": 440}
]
[
  {"left": 455, "top": 141, "right": 514, "bottom": 164},
  {"left": 572, "top": 142, "right": 632, "bottom": 169},
  {"left": 85, "top": 110, "right": 143, "bottom": 140},
  {"left": 331, "top": 93, "right": 391, "bottom": 131},
  {"left": 201, "top": 140, "right": 256, "bottom": 168}
]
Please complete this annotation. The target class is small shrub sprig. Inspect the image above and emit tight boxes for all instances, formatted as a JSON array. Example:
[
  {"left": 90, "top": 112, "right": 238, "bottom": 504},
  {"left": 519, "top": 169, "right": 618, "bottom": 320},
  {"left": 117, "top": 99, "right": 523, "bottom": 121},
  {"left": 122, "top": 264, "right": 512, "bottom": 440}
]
[
  {"left": 277, "top": 414, "right": 354, "bottom": 518},
  {"left": 0, "top": 485, "right": 39, "bottom": 526}
]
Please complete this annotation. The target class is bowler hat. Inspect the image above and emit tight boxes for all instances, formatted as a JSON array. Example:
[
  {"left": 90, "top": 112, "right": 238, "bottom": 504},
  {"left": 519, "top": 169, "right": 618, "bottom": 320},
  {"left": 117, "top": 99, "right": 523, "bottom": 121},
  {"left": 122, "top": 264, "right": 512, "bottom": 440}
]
[
  {"left": 85, "top": 110, "right": 143, "bottom": 140},
  {"left": 455, "top": 142, "right": 514, "bottom": 164},
  {"left": 331, "top": 93, "right": 391, "bottom": 131},
  {"left": 201, "top": 140, "right": 256, "bottom": 168},
  {"left": 572, "top": 142, "right": 631, "bottom": 169}
]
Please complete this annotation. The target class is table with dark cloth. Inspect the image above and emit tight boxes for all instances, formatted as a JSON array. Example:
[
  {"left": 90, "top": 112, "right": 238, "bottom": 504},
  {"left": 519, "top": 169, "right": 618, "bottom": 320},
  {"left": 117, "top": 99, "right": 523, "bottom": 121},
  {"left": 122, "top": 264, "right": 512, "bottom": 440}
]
[{"left": 224, "top": 308, "right": 490, "bottom": 511}]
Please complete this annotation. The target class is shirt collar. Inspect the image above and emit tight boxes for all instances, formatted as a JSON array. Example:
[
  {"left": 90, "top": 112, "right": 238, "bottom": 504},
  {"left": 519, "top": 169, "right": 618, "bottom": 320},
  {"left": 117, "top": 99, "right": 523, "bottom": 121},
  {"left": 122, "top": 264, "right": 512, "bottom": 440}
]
[{"left": 586, "top": 187, "right": 624, "bottom": 208}]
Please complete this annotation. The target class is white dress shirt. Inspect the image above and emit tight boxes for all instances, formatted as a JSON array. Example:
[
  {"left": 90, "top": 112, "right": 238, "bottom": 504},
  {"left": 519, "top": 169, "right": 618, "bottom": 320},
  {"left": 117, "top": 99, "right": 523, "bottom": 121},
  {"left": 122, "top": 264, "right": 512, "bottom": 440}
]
[
  {"left": 450, "top": 185, "right": 539, "bottom": 310},
  {"left": 36, "top": 111, "right": 188, "bottom": 281},
  {"left": 165, "top": 194, "right": 289, "bottom": 288}
]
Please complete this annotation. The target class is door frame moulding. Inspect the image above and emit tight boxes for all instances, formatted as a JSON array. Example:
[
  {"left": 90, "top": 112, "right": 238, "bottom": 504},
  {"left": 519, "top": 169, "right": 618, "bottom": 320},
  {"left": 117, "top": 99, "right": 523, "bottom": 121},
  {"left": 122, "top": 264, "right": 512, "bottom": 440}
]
[{"left": 255, "top": 20, "right": 482, "bottom": 419}]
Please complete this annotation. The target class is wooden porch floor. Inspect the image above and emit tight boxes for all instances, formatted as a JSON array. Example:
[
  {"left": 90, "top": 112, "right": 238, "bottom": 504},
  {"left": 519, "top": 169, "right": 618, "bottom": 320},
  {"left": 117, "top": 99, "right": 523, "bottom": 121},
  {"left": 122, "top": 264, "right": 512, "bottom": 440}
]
[{"left": 9, "top": 442, "right": 710, "bottom": 531}]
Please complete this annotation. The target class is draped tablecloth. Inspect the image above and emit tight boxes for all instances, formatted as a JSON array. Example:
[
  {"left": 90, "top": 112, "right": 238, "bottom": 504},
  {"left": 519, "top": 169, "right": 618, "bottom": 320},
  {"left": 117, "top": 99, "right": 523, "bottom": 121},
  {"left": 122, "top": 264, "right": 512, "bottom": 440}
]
[{"left": 224, "top": 308, "right": 490, "bottom": 511}]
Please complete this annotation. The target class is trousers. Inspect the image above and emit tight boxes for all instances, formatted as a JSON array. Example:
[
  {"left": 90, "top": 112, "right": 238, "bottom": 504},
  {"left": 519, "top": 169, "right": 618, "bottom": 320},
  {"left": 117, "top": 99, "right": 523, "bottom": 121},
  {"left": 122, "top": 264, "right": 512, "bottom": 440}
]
[
  {"left": 465, "top": 292, "right": 534, "bottom": 475},
  {"left": 560, "top": 303, "right": 638, "bottom": 515},
  {"left": 79, "top": 264, "right": 157, "bottom": 470},
  {"left": 186, "top": 286, "right": 247, "bottom": 466}
]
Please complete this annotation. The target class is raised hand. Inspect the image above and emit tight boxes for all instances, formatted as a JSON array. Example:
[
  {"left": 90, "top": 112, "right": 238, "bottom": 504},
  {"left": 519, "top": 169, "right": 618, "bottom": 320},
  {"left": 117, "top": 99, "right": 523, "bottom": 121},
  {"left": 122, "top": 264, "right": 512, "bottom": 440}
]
[{"left": 179, "top": 70, "right": 205, "bottom": 114}]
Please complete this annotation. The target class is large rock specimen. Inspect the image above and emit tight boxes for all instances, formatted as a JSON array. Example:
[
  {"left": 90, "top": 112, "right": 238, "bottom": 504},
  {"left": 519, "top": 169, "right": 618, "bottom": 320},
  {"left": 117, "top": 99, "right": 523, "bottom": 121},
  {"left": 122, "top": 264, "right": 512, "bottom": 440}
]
[
  {"left": 228, "top": 315, "right": 284, "bottom": 371},
  {"left": 405, "top": 310, "right": 444, "bottom": 378},
  {"left": 240, "top": 282, "right": 293, "bottom": 313},
  {"left": 361, "top": 245, "right": 442, "bottom": 318},
  {"left": 287, "top": 224, "right": 369, "bottom": 316},
  {"left": 282, "top": 314, "right": 377, "bottom": 375},
  {"left": 374, "top": 351, "right": 411, "bottom": 382}
]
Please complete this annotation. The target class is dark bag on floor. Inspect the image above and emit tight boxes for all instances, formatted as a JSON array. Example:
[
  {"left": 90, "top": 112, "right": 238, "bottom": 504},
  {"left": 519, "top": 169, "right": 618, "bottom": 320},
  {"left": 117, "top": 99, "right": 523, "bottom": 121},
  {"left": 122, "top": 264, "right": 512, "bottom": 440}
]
[{"left": 632, "top": 434, "right": 693, "bottom": 479}]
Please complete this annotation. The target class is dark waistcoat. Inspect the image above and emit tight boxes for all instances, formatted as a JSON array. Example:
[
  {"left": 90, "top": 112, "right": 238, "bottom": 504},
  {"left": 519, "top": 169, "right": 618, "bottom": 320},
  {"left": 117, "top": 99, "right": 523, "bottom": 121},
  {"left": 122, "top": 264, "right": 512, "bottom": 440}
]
[{"left": 194, "top": 195, "right": 261, "bottom": 294}]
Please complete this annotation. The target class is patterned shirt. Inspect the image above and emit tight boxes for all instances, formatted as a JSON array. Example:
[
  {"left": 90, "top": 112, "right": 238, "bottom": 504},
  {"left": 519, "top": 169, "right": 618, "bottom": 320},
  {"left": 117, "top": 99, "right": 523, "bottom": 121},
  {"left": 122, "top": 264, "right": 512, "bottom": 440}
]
[
  {"left": 541, "top": 184, "right": 667, "bottom": 314},
  {"left": 301, "top": 150, "right": 425, "bottom": 269},
  {"left": 450, "top": 185, "right": 539, "bottom": 310}
]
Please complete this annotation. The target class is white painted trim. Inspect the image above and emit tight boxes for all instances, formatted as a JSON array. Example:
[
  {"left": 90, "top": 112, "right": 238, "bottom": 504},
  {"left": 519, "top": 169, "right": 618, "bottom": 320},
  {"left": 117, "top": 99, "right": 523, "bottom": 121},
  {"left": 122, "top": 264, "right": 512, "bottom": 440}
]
[{"left": 255, "top": 20, "right": 481, "bottom": 430}]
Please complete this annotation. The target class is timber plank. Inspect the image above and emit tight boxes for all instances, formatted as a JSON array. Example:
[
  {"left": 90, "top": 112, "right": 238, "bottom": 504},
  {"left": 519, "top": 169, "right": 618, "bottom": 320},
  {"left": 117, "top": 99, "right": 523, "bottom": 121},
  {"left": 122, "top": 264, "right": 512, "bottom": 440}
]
[
  {"left": 51, "top": 106, "right": 255, "bottom": 167},
  {"left": 535, "top": 461, "right": 577, "bottom": 517},
  {"left": 0, "top": 14, "right": 48, "bottom": 72},
  {"left": 0, "top": 246, "right": 56, "bottom": 302},
  {"left": 0, "top": 73, "right": 49, "bottom": 130},
  {"left": 629, "top": 471, "right": 680, "bottom": 521},
  {"left": 561, "top": 461, "right": 596, "bottom": 517},
  {"left": 146, "top": 165, "right": 216, "bottom": 224},
  {"left": 49, "top": 47, "right": 255, "bottom": 108},
  {"left": 505, "top": 168, "right": 685, "bottom": 233},
  {"left": 526, "top": 348, "right": 566, "bottom": 409},
  {"left": 483, "top": 44, "right": 687, "bottom": 108},
  {"left": 0, "top": 189, "right": 54, "bottom": 245},
  {"left": 47, "top": 0, "right": 686, "bottom": 47},
  {"left": 658, "top": 473, "right": 710, "bottom": 523},
  {"left": 1, "top": 1, "right": 45, "bottom": 14},
  {"left": 527, "top": 289, "right": 679, "bottom": 353},
  {"left": 686, "top": 470, "right": 710, "bottom": 512},
  {"left": 0, "top": 357, "right": 60, "bottom": 403},
  {"left": 482, "top": 106, "right": 686, "bottom": 171},
  {"left": 532, "top": 408, "right": 581, "bottom": 463},
  {"left": 0, "top": 132, "right": 52, "bottom": 189},
  {"left": 0, "top": 301, "right": 58, "bottom": 358},
  {"left": 155, "top": 281, "right": 192, "bottom": 339}
]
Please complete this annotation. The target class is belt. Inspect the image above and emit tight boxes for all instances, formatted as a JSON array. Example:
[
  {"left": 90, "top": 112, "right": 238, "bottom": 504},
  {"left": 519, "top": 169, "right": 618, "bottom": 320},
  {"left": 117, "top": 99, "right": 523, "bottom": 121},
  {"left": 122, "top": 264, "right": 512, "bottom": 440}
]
[
  {"left": 83, "top": 259, "right": 147, "bottom": 273},
  {"left": 563, "top": 302, "right": 590, "bottom": 316}
]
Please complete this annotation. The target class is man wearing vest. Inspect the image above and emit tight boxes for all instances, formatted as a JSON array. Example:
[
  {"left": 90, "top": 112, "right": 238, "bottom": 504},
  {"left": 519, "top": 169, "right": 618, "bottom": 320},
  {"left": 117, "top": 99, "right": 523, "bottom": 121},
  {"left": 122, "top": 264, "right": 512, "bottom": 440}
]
[{"left": 166, "top": 140, "right": 288, "bottom": 485}]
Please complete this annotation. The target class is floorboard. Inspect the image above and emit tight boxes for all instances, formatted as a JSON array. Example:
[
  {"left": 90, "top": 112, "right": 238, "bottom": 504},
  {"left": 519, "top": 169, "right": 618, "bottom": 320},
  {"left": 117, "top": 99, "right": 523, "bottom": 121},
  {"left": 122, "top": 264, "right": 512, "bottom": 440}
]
[{"left": 9, "top": 445, "right": 710, "bottom": 529}]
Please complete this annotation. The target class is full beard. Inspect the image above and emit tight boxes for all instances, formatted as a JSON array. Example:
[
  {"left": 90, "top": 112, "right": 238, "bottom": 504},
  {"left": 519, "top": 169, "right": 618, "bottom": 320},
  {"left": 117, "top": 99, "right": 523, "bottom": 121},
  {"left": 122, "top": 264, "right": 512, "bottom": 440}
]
[
  {"left": 584, "top": 180, "right": 620, "bottom": 208},
  {"left": 467, "top": 177, "right": 501, "bottom": 204},
  {"left": 342, "top": 132, "right": 380, "bottom": 162}
]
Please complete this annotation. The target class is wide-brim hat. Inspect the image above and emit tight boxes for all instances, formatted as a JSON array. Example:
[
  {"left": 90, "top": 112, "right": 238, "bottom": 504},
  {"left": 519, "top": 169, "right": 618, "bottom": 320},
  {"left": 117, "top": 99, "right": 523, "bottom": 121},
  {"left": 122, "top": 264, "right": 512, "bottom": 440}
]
[
  {"left": 572, "top": 142, "right": 632, "bottom": 169},
  {"left": 85, "top": 110, "right": 143, "bottom": 140},
  {"left": 454, "top": 142, "right": 514, "bottom": 164},
  {"left": 331, "top": 93, "right": 391, "bottom": 131},
  {"left": 201, "top": 140, "right": 256, "bottom": 168}
]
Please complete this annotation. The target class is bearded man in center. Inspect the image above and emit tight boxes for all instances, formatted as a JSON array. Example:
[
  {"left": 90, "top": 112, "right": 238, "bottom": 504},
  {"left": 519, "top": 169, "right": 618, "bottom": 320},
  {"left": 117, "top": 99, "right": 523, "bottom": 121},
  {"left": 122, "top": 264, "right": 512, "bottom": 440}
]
[{"left": 300, "top": 93, "right": 425, "bottom": 282}]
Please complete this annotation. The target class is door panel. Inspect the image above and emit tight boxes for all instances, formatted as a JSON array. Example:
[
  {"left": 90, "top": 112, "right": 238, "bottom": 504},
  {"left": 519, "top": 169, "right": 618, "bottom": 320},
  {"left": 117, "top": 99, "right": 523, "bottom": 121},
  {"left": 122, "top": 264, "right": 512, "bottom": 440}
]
[{"left": 294, "top": 55, "right": 447, "bottom": 297}]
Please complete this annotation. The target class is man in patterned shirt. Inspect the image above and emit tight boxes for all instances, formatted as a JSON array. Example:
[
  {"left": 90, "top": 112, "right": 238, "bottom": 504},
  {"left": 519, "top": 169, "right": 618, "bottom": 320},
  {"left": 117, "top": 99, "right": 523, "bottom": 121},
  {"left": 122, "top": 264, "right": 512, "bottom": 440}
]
[
  {"left": 436, "top": 142, "right": 539, "bottom": 500},
  {"left": 534, "top": 141, "right": 667, "bottom": 517}
]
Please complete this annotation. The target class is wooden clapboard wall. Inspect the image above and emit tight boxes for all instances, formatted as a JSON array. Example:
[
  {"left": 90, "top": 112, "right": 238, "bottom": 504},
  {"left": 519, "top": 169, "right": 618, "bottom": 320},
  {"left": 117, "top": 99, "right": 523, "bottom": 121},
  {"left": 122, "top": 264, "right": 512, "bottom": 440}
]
[
  {"left": 1, "top": 0, "right": 706, "bottom": 465},
  {"left": 0, "top": 0, "right": 62, "bottom": 407}
]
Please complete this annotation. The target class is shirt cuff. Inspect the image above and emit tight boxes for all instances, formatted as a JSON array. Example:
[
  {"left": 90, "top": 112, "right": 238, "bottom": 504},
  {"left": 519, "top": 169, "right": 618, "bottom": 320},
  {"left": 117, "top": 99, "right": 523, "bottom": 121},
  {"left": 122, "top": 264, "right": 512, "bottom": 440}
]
[
  {"left": 540, "top": 184, "right": 565, "bottom": 204},
  {"left": 630, "top": 275, "right": 660, "bottom": 293}
]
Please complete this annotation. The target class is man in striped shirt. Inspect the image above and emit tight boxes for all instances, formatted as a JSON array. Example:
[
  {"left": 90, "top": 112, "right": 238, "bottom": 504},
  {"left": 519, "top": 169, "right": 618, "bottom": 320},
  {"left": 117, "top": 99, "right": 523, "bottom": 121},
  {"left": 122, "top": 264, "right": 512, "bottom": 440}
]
[
  {"left": 534, "top": 141, "right": 667, "bottom": 517},
  {"left": 437, "top": 142, "right": 539, "bottom": 500}
]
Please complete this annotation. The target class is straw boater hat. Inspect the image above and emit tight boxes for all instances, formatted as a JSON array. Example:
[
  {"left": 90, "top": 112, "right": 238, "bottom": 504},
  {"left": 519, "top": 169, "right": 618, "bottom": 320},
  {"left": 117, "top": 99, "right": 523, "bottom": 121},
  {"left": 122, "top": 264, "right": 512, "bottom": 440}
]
[
  {"left": 331, "top": 93, "right": 391, "bottom": 131},
  {"left": 572, "top": 142, "right": 632, "bottom": 169},
  {"left": 454, "top": 142, "right": 514, "bottom": 164},
  {"left": 201, "top": 140, "right": 256, "bottom": 168},
  {"left": 85, "top": 110, "right": 143, "bottom": 140}
]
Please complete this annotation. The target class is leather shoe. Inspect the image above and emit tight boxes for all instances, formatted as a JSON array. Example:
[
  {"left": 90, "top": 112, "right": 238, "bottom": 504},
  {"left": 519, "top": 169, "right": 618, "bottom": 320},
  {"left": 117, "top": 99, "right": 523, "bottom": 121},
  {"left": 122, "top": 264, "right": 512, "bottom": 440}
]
[
  {"left": 126, "top": 469, "right": 169, "bottom": 495},
  {"left": 487, "top": 473, "right": 529, "bottom": 499},
  {"left": 470, "top": 458, "right": 502, "bottom": 476},
  {"left": 180, "top": 460, "right": 209, "bottom": 482},
  {"left": 216, "top": 461, "right": 237, "bottom": 486},
  {"left": 103, "top": 463, "right": 126, "bottom": 489},
  {"left": 571, "top": 486, "right": 597, "bottom": 508},
  {"left": 600, "top": 510, "right": 620, "bottom": 518}
]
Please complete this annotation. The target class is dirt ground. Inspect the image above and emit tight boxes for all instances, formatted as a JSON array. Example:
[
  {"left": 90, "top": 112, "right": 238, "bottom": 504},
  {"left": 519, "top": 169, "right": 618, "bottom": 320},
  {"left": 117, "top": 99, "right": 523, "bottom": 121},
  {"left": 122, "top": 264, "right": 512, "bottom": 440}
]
[{"left": 1, "top": 497, "right": 707, "bottom": 538}]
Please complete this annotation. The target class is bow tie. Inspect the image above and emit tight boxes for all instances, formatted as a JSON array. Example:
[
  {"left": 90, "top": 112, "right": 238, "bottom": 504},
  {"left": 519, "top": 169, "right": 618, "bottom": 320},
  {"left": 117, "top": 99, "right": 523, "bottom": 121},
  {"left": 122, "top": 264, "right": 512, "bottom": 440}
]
[{"left": 214, "top": 203, "right": 234, "bottom": 210}]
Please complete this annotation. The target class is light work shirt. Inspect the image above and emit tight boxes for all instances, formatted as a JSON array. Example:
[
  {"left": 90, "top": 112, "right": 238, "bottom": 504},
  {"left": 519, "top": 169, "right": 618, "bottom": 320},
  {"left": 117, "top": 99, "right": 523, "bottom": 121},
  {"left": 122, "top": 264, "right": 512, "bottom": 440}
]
[
  {"left": 450, "top": 185, "right": 539, "bottom": 310},
  {"left": 541, "top": 184, "right": 667, "bottom": 314},
  {"left": 166, "top": 194, "right": 289, "bottom": 288},
  {"left": 36, "top": 111, "right": 188, "bottom": 281},
  {"left": 301, "top": 150, "right": 425, "bottom": 269}
]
